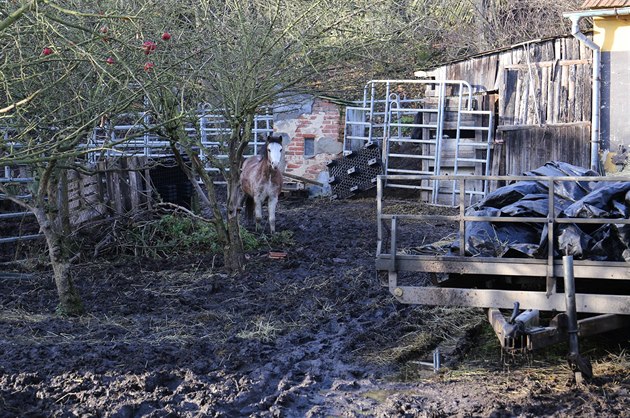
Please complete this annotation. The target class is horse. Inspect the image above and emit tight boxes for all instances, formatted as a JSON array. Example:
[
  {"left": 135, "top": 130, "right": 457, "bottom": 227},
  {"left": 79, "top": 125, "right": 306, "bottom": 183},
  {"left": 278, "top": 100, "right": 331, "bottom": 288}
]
[{"left": 235, "top": 134, "right": 284, "bottom": 234}]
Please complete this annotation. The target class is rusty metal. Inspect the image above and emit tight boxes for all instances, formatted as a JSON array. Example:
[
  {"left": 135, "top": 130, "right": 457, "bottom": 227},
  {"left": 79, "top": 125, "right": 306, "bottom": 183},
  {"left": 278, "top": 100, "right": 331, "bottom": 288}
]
[
  {"left": 563, "top": 256, "right": 580, "bottom": 356},
  {"left": 489, "top": 309, "right": 630, "bottom": 353},
  {"left": 564, "top": 255, "right": 593, "bottom": 381}
]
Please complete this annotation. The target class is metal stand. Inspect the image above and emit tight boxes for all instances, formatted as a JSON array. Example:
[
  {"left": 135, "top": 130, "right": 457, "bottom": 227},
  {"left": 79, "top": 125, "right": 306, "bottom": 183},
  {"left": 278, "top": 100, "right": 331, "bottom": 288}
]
[{"left": 563, "top": 255, "right": 593, "bottom": 383}]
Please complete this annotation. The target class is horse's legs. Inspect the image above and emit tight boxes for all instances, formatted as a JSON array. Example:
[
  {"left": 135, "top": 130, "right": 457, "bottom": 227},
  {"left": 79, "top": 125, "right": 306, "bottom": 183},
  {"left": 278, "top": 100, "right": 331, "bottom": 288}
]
[
  {"left": 230, "top": 185, "right": 243, "bottom": 218},
  {"left": 254, "top": 197, "right": 263, "bottom": 231},
  {"left": 268, "top": 194, "right": 278, "bottom": 234}
]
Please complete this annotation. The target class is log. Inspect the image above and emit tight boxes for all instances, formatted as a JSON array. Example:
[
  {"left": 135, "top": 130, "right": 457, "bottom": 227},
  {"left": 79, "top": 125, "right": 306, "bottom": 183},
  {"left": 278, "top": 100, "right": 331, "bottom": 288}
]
[{"left": 282, "top": 172, "right": 324, "bottom": 187}]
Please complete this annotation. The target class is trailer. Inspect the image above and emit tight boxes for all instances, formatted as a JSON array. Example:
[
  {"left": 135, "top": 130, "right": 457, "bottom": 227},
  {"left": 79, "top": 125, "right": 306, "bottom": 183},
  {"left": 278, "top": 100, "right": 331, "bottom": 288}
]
[{"left": 376, "top": 173, "right": 630, "bottom": 381}]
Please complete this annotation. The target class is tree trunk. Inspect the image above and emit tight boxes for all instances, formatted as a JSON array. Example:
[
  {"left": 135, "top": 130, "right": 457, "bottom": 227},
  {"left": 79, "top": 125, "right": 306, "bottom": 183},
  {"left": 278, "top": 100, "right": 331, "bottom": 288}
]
[
  {"left": 224, "top": 214, "right": 246, "bottom": 270},
  {"left": 222, "top": 118, "right": 255, "bottom": 272},
  {"left": 35, "top": 208, "right": 84, "bottom": 316},
  {"left": 50, "top": 255, "right": 84, "bottom": 316}
]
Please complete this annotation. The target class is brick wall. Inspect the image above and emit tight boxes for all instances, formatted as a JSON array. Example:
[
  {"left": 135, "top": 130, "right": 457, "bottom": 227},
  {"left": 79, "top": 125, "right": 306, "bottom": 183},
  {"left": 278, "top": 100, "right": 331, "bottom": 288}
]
[{"left": 278, "top": 98, "right": 343, "bottom": 181}]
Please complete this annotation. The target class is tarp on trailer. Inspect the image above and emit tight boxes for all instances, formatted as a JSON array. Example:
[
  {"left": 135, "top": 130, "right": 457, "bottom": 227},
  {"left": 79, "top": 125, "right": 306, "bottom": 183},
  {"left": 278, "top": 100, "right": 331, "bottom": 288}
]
[{"left": 452, "top": 161, "right": 630, "bottom": 261}]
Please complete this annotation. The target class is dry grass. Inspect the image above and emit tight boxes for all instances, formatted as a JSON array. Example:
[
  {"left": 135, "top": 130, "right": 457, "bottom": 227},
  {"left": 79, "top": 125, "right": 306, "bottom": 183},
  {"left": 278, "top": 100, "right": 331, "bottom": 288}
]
[
  {"left": 361, "top": 306, "right": 484, "bottom": 367},
  {"left": 400, "top": 233, "right": 458, "bottom": 255},
  {"left": 374, "top": 332, "right": 435, "bottom": 365},
  {"left": 381, "top": 200, "right": 458, "bottom": 217},
  {"left": 593, "top": 349, "right": 630, "bottom": 380},
  {"left": 236, "top": 317, "right": 283, "bottom": 343}
]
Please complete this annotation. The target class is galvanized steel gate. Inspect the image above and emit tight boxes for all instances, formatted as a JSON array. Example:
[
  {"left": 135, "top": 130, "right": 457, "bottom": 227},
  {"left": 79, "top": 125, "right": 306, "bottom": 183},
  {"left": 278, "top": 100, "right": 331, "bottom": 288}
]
[
  {"left": 88, "top": 108, "right": 273, "bottom": 167},
  {"left": 0, "top": 109, "right": 273, "bottom": 247},
  {"left": 0, "top": 130, "right": 41, "bottom": 246},
  {"left": 344, "top": 79, "right": 494, "bottom": 206}
]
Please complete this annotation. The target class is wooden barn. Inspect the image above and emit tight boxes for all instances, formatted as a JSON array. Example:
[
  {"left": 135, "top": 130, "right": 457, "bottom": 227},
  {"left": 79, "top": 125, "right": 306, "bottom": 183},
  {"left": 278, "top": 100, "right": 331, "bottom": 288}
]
[
  {"left": 417, "top": 0, "right": 630, "bottom": 177},
  {"left": 334, "top": 35, "right": 594, "bottom": 204},
  {"left": 419, "top": 34, "right": 593, "bottom": 177}
]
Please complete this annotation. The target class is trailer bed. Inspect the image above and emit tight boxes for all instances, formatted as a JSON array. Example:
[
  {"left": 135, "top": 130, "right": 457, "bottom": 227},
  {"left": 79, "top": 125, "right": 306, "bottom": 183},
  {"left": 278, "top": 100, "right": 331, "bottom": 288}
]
[{"left": 376, "top": 174, "right": 630, "bottom": 315}]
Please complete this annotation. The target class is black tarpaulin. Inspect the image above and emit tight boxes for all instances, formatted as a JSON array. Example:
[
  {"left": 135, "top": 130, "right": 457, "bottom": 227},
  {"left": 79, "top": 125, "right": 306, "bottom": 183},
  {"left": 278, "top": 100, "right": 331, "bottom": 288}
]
[{"left": 455, "top": 161, "right": 630, "bottom": 261}]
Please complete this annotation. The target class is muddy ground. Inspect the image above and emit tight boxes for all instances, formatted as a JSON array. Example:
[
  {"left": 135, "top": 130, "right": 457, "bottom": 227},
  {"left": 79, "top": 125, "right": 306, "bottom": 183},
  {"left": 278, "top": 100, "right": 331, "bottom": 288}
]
[{"left": 0, "top": 196, "right": 629, "bottom": 417}]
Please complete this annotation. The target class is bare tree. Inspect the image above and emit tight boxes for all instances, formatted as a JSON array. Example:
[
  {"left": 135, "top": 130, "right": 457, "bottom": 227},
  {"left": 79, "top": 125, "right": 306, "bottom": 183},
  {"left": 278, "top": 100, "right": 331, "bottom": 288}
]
[
  {"left": 133, "top": 0, "right": 410, "bottom": 270},
  {"left": 0, "top": 0, "right": 162, "bottom": 315},
  {"left": 404, "top": 0, "right": 584, "bottom": 61}
]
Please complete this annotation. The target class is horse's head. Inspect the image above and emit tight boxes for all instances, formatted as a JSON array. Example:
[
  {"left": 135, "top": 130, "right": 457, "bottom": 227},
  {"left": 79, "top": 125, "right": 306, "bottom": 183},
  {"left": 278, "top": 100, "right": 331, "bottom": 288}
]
[{"left": 265, "top": 135, "right": 283, "bottom": 170}]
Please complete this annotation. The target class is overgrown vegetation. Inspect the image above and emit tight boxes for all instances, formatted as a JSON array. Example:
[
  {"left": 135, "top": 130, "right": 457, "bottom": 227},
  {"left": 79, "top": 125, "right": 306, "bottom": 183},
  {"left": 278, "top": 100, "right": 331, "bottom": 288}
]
[
  {"left": 117, "top": 214, "right": 259, "bottom": 258},
  {"left": 77, "top": 208, "right": 296, "bottom": 260}
]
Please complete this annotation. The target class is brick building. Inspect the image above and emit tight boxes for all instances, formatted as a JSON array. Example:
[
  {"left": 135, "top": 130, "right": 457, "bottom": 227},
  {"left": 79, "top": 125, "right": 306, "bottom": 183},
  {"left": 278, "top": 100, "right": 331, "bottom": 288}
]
[{"left": 273, "top": 96, "right": 344, "bottom": 187}]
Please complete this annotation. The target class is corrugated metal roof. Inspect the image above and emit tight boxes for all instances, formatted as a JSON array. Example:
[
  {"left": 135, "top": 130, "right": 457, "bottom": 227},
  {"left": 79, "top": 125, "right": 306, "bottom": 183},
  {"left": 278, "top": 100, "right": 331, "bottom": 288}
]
[{"left": 581, "top": 0, "right": 630, "bottom": 8}]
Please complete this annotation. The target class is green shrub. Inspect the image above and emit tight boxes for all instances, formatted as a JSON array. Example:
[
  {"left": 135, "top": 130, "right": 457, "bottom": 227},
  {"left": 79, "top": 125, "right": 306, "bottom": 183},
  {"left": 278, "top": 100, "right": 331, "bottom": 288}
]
[{"left": 120, "top": 213, "right": 260, "bottom": 258}]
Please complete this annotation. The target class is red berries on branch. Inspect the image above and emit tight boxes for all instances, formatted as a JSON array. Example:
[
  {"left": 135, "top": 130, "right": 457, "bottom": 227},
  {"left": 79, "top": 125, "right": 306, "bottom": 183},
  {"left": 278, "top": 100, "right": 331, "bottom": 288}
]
[
  {"left": 42, "top": 47, "right": 53, "bottom": 56},
  {"left": 161, "top": 32, "right": 171, "bottom": 41}
]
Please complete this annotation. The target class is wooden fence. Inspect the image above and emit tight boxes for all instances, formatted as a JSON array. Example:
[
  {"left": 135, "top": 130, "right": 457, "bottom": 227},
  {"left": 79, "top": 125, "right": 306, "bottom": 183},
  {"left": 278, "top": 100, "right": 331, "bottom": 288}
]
[{"left": 75, "top": 157, "right": 151, "bottom": 224}]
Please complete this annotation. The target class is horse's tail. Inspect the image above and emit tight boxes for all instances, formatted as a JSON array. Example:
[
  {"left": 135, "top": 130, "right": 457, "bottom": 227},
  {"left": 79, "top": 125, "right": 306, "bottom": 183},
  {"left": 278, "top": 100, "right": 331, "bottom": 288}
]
[{"left": 244, "top": 195, "right": 255, "bottom": 222}]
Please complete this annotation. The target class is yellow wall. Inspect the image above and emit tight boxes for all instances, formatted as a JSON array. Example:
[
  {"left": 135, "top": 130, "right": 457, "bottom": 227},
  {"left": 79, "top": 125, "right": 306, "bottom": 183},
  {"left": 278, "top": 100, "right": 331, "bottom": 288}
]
[{"left": 593, "top": 17, "right": 630, "bottom": 52}]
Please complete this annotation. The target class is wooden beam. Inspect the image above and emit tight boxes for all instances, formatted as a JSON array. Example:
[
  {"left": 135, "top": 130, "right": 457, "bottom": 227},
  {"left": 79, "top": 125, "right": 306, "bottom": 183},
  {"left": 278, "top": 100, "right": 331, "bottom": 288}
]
[{"left": 283, "top": 171, "right": 324, "bottom": 187}]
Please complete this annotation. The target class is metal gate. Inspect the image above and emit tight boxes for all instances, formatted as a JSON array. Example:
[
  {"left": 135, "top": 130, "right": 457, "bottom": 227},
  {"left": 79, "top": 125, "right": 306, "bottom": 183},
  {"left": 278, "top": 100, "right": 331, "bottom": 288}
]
[
  {"left": 0, "top": 130, "right": 41, "bottom": 246},
  {"left": 343, "top": 79, "right": 493, "bottom": 206},
  {"left": 88, "top": 108, "right": 274, "bottom": 170},
  {"left": 1, "top": 109, "right": 273, "bottom": 247}
]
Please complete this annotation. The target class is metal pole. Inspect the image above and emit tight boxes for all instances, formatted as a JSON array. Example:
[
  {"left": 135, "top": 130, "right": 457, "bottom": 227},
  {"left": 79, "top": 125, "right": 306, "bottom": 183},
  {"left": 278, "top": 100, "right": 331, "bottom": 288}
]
[
  {"left": 547, "top": 180, "right": 557, "bottom": 295},
  {"left": 563, "top": 254, "right": 593, "bottom": 381},
  {"left": 433, "top": 348, "right": 441, "bottom": 372},
  {"left": 432, "top": 81, "right": 446, "bottom": 204},
  {"left": 376, "top": 175, "right": 383, "bottom": 256},
  {"left": 563, "top": 255, "right": 579, "bottom": 356}
]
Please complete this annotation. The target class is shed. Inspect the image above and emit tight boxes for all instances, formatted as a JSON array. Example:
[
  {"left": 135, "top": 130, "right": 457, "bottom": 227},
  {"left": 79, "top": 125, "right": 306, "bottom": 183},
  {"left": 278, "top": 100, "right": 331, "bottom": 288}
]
[
  {"left": 273, "top": 95, "right": 345, "bottom": 192},
  {"left": 420, "top": 35, "right": 594, "bottom": 176}
]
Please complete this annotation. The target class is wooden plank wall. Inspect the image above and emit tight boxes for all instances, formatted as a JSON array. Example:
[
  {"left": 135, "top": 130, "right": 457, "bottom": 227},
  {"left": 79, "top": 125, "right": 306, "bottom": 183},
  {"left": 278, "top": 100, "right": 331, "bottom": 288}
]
[
  {"left": 428, "top": 35, "right": 594, "bottom": 178},
  {"left": 500, "top": 123, "right": 591, "bottom": 175},
  {"left": 500, "top": 60, "right": 591, "bottom": 126},
  {"left": 69, "top": 156, "right": 151, "bottom": 225},
  {"left": 430, "top": 35, "right": 592, "bottom": 107}
]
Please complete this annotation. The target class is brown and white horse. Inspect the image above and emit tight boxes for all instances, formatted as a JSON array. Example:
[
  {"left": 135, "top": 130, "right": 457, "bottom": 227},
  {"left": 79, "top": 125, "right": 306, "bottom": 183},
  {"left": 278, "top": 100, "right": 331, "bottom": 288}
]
[{"left": 236, "top": 135, "right": 284, "bottom": 233}]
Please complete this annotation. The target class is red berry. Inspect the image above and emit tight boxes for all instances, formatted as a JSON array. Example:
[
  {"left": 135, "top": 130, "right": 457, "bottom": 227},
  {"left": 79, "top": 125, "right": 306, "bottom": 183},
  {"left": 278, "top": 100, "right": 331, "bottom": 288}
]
[
  {"left": 142, "top": 41, "right": 157, "bottom": 55},
  {"left": 42, "top": 47, "right": 53, "bottom": 56},
  {"left": 161, "top": 32, "right": 171, "bottom": 41},
  {"left": 106, "top": 57, "right": 115, "bottom": 64},
  {"left": 143, "top": 62, "right": 155, "bottom": 72},
  {"left": 100, "top": 26, "right": 108, "bottom": 34}
]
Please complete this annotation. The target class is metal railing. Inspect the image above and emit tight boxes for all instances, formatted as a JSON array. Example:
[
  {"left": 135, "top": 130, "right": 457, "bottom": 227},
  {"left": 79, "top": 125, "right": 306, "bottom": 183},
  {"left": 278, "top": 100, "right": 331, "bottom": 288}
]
[
  {"left": 1, "top": 110, "right": 275, "bottom": 245},
  {"left": 87, "top": 110, "right": 274, "bottom": 168},
  {"left": 343, "top": 80, "right": 493, "bottom": 205}
]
